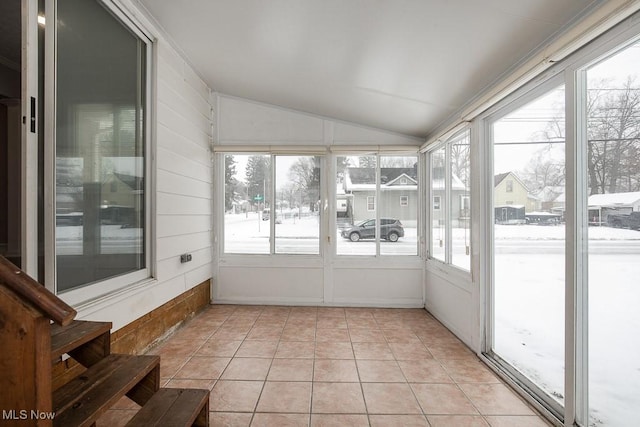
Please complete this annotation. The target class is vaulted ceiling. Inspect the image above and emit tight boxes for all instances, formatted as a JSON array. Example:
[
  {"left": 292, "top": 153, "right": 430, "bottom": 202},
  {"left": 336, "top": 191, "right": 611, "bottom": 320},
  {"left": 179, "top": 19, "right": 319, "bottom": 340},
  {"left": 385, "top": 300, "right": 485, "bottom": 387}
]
[{"left": 138, "top": 0, "right": 601, "bottom": 138}]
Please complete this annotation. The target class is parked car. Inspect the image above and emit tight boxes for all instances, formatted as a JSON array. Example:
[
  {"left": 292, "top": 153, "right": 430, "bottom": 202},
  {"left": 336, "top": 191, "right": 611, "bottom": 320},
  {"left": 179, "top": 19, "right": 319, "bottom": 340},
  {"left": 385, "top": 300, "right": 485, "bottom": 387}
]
[
  {"left": 607, "top": 211, "right": 640, "bottom": 230},
  {"left": 261, "top": 208, "right": 282, "bottom": 224},
  {"left": 340, "top": 218, "right": 404, "bottom": 242}
]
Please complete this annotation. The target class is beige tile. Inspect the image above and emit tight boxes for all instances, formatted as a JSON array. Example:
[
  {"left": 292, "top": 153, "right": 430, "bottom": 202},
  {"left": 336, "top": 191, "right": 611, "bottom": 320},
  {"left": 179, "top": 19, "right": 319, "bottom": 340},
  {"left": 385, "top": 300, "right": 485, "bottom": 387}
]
[
  {"left": 159, "top": 355, "right": 189, "bottom": 378},
  {"left": 310, "top": 414, "right": 369, "bottom": 427},
  {"left": 352, "top": 342, "right": 395, "bottom": 360},
  {"left": 174, "top": 356, "right": 230, "bottom": 379},
  {"left": 316, "top": 317, "right": 348, "bottom": 329},
  {"left": 311, "top": 382, "right": 366, "bottom": 414},
  {"left": 388, "top": 342, "right": 433, "bottom": 360},
  {"left": 111, "top": 396, "right": 139, "bottom": 410},
  {"left": 411, "top": 383, "right": 479, "bottom": 415},
  {"left": 156, "top": 339, "right": 198, "bottom": 357},
  {"left": 210, "top": 412, "right": 253, "bottom": 427},
  {"left": 441, "top": 359, "right": 501, "bottom": 383},
  {"left": 268, "top": 358, "right": 314, "bottom": 381},
  {"left": 317, "top": 307, "right": 346, "bottom": 318},
  {"left": 275, "top": 341, "right": 316, "bottom": 359},
  {"left": 362, "top": 383, "right": 423, "bottom": 414},
  {"left": 221, "top": 358, "right": 272, "bottom": 380},
  {"left": 427, "top": 415, "right": 490, "bottom": 427},
  {"left": 398, "top": 359, "right": 453, "bottom": 383},
  {"left": 315, "top": 328, "right": 350, "bottom": 342},
  {"left": 246, "top": 326, "right": 284, "bottom": 340},
  {"left": 281, "top": 327, "right": 316, "bottom": 341},
  {"left": 382, "top": 329, "right": 421, "bottom": 343},
  {"left": 313, "top": 359, "right": 360, "bottom": 382},
  {"left": 256, "top": 382, "right": 312, "bottom": 413},
  {"left": 348, "top": 328, "right": 386, "bottom": 343},
  {"left": 251, "top": 413, "right": 309, "bottom": 427},
  {"left": 458, "top": 384, "right": 535, "bottom": 415},
  {"left": 426, "top": 341, "right": 475, "bottom": 360},
  {"left": 314, "top": 342, "right": 354, "bottom": 359},
  {"left": 212, "top": 327, "right": 250, "bottom": 341},
  {"left": 236, "top": 340, "right": 279, "bottom": 358},
  {"left": 347, "top": 318, "right": 380, "bottom": 329},
  {"left": 356, "top": 360, "right": 406, "bottom": 382},
  {"left": 369, "top": 415, "right": 429, "bottom": 427},
  {"left": 210, "top": 380, "right": 263, "bottom": 412},
  {"left": 485, "top": 416, "right": 551, "bottom": 427},
  {"left": 196, "top": 339, "right": 243, "bottom": 357}
]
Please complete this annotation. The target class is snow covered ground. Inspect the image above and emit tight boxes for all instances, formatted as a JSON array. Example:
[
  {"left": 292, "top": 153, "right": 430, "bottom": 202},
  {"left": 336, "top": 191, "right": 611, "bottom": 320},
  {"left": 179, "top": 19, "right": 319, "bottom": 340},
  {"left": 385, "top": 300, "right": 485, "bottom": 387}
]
[{"left": 492, "top": 224, "right": 640, "bottom": 427}]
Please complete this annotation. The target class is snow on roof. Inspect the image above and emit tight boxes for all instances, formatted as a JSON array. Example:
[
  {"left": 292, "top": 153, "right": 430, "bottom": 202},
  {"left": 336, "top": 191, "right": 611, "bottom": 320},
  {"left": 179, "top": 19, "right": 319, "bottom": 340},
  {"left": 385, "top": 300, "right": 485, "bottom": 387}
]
[{"left": 587, "top": 191, "right": 640, "bottom": 207}]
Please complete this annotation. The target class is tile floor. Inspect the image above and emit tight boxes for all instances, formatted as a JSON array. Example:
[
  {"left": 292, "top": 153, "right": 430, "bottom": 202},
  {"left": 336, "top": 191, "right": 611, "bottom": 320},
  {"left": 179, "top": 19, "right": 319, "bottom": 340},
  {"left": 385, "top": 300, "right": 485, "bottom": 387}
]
[{"left": 98, "top": 305, "right": 551, "bottom": 426}]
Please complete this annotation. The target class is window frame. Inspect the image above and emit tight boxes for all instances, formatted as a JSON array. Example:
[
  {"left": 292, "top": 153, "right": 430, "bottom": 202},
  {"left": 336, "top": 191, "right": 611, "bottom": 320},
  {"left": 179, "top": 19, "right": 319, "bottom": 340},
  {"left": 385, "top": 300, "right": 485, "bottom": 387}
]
[
  {"left": 400, "top": 195, "right": 409, "bottom": 207},
  {"left": 46, "top": 0, "right": 155, "bottom": 305},
  {"left": 366, "top": 195, "right": 376, "bottom": 211},
  {"left": 426, "top": 128, "right": 472, "bottom": 273}
]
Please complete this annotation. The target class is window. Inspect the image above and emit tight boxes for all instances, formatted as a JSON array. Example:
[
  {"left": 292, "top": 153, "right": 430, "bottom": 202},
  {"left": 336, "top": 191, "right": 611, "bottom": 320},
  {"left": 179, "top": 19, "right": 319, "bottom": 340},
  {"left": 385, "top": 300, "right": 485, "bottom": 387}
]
[
  {"left": 55, "top": 0, "right": 149, "bottom": 292},
  {"left": 336, "top": 154, "right": 418, "bottom": 256},
  {"left": 367, "top": 196, "right": 375, "bottom": 211},
  {"left": 428, "top": 130, "right": 470, "bottom": 270},
  {"left": 586, "top": 40, "right": 640, "bottom": 426},
  {"left": 223, "top": 154, "right": 321, "bottom": 255},
  {"left": 433, "top": 195, "right": 441, "bottom": 210},
  {"left": 490, "top": 83, "right": 565, "bottom": 411}
]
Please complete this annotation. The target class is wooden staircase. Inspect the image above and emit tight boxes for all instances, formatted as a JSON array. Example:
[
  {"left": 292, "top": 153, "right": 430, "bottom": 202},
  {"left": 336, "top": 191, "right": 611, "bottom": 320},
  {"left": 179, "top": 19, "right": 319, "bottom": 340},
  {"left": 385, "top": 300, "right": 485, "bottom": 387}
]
[{"left": 0, "top": 256, "right": 209, "bottom": 427}]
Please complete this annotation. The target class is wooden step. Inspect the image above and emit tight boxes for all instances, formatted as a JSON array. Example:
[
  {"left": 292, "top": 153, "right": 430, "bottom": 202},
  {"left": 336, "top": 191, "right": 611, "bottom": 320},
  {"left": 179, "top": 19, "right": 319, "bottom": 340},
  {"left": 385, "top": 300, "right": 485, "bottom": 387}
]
[
  {"left": 51, "top": 320, "right": 112, "bottom": 367},
  {"left": 126, "top": 388, "right": 210, "bottom": 427},
  {"left": 53, "top": 353, "right": 160, "bottom": 427}
]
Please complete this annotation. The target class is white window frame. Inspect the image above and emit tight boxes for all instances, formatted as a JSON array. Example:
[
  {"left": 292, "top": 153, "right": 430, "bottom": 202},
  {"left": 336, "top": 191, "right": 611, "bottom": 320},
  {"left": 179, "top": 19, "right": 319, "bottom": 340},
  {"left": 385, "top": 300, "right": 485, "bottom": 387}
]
[
  {"left": 400, "top": 195, "right": 409, "bottom": 207},
  {"left": 366, "top": 195, "right": 376, "bottom": 211},
  {"left": 426, "top": 128, "right": 471, "bottom": 273},
  {"left": 45, "top": 0, "right": 156, "bottom": 307}
]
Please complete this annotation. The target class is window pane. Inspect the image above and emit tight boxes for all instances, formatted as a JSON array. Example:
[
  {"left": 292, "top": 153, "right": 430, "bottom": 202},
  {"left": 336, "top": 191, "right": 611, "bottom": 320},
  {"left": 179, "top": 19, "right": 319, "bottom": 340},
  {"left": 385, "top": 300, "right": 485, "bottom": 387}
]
[
  {"left": 450, "top": 131, "right": 471, "bottom": 270},
  {"left": 430, "top": 148, "right": 446, "bottom": 261},
  {"left": 56, "top": 0, "right": 146, "bottom": 291},
  {"left": 586, "top": 41, "right": 640, "bottom": 426},
  {"left": 380, "top": 156, "right": 418, "bottom": 256},
  {"left": 492, "top": 85, "right": 565, "bottom": 405},
  {"left": 224, "top": 154, "right": 271, "bottom": 254},
  {"left": 275, "top": 156, "right": 320, "bottom": 254},
  {"left": 337, "top": 155, "right": 376, "bottom": 255}
]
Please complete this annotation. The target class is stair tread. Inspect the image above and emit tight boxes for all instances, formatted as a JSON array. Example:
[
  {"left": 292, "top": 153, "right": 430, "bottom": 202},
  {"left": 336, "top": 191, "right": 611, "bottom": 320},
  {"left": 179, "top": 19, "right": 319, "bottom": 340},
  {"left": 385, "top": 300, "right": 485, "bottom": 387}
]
[
  {"left": 53, "top": 353, "right": 159, "bottom": 427},
  {"left": 50, "top": 320, "right": 112, "bottom": 361},
  {"left": 126, "top": 388, "right": 210, "bottom": 427}
]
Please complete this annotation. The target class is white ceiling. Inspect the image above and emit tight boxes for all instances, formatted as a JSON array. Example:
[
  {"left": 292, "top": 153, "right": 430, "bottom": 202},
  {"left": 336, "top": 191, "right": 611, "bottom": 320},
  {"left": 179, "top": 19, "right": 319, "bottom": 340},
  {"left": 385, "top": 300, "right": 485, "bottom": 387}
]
[{"left": 138, "top": 0, "right": 600, "bottom": 138}]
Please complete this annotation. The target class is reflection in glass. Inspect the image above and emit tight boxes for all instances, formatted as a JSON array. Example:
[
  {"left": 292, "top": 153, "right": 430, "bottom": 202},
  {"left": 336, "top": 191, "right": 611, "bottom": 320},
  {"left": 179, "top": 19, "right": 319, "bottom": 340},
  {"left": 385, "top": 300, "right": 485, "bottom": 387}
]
[
  {"left": 56, "top": 0, "right": 146, "bottom": 291},
  {"left": 492, "top": 86, "right": 565, "bottom": 406},
  {"left": 275, "top": 156, "right": 320, "bottom": 254}
]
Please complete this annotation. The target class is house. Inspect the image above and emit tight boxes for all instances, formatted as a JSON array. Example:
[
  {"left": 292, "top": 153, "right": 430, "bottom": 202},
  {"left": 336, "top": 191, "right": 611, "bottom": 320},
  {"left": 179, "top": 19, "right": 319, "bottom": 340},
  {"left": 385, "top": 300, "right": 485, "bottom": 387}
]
[
  {"left": 494, "top": 171, "right": 537, "bottom": 213},
  {"left": 2, "top": 1, "right": 640, "bottom": 425},
  {"left": 343, "top": 167, "right": 419, "bottom": 226},
  {"left": 588, "top": 191, "right": 640, "bottom": 225}
]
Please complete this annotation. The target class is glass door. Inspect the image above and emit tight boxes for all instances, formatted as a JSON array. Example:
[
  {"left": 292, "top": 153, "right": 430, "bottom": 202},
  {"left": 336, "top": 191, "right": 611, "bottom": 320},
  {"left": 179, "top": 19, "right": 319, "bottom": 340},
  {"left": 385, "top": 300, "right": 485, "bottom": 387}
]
[{"left": 489, "top": 80, "right": 567, "bottom": 417}]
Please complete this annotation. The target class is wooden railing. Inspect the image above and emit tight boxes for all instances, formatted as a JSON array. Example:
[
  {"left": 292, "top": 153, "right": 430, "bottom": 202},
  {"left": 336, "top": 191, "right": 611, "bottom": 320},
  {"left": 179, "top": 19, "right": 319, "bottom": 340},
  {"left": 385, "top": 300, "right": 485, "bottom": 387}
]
[{"left": 0, "top": 256, "right": 76, "bottom": 326}]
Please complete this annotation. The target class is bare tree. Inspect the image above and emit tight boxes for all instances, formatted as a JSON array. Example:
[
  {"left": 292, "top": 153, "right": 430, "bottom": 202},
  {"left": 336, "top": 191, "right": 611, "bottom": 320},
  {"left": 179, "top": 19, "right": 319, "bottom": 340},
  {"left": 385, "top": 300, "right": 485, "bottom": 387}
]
[{"left": 288, "top": 156, "right": 321, "bottom": 211}]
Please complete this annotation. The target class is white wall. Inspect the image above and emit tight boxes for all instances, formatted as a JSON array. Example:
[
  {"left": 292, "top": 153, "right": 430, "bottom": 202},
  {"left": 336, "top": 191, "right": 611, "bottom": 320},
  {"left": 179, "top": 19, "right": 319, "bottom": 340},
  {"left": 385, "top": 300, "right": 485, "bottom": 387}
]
[
  {"left": 72, "top": 1, "right": 213, "bottom": 331},
  {"left": 214, "top": 95, "right": 424, "bottom": 307}
]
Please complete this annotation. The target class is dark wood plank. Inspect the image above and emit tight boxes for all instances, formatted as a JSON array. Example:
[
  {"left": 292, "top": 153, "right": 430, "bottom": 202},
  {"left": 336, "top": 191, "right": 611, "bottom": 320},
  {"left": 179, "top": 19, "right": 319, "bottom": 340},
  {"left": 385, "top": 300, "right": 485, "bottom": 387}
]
[
  {"left": 52, "top": 354, "right": 160, "bottom": 427},
  {"left": 0, "top": 255, "right": 76, "bottom": 326},
  {"left": 51, "top": 320, "right": 112, "bottom": 364},
  {"left": 126, "top": 388, "right": 210, "bottom": 427}
]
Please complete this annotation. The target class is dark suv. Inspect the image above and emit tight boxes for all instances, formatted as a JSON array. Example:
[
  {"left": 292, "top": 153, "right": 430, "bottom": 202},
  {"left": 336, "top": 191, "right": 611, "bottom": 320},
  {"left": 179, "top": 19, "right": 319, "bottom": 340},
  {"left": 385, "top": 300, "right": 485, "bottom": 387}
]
[{"left": 340, "top": 218, "right": 405, "bottom": 242}]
